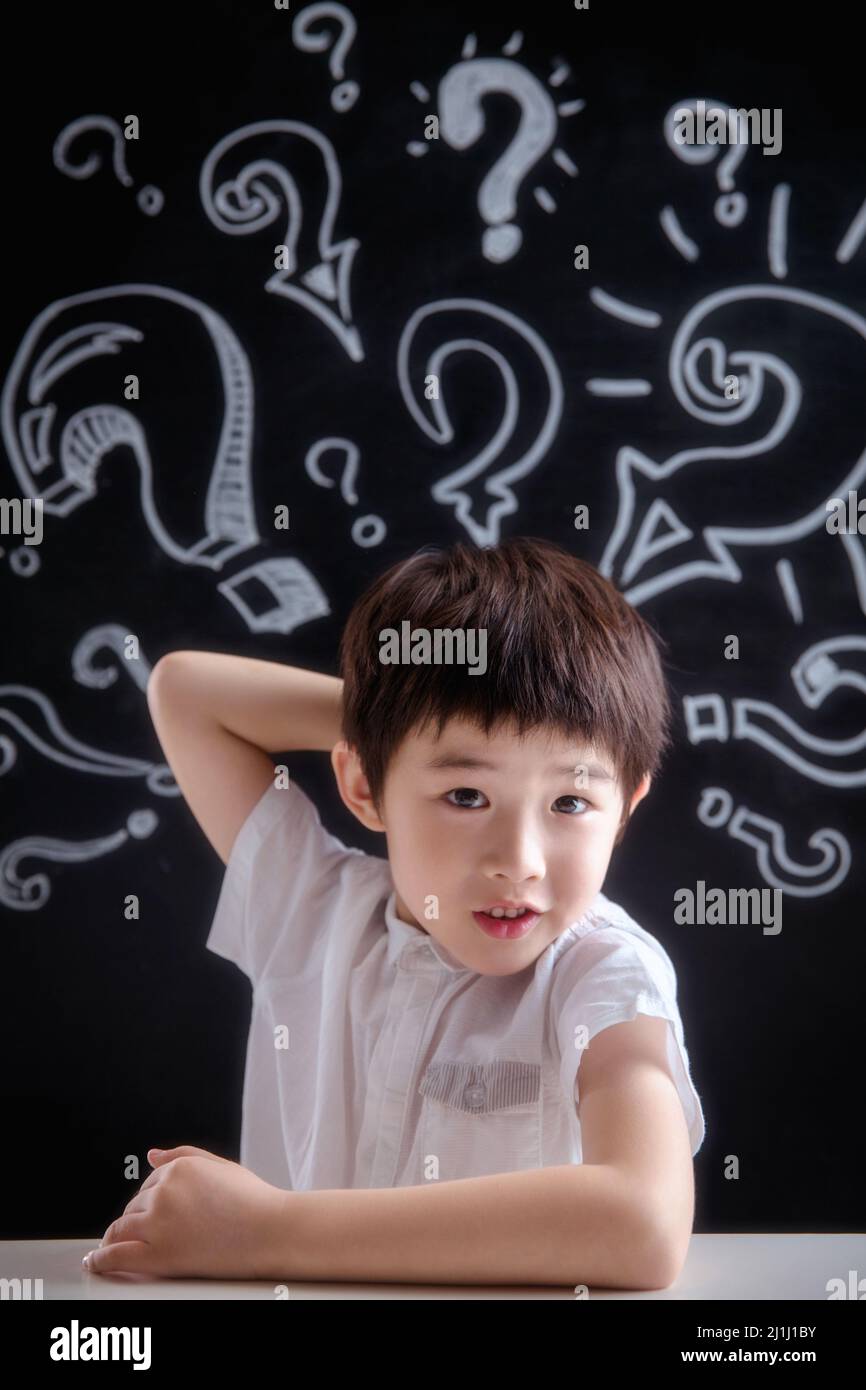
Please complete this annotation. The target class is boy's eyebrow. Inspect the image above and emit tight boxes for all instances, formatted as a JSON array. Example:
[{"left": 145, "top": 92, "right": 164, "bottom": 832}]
[{"left": 422, "top": 754, "right": 615, "bottom": 781}]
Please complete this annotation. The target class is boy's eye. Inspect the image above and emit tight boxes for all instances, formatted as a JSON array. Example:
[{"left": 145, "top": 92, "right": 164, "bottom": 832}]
[
  {"left": 444, "top": 788, "right": 590, "bottom": 814},
  {"left": 445, "top": 787, "right": 487, "bottom": 808}
]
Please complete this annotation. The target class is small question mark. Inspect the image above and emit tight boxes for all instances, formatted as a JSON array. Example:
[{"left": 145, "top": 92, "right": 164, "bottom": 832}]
[
  {"left": 437, "top": 57, "right": 558, "bottom": 262},
  {"left": 292, "top": 3, "right": 359, "bottom": 113},
  {"left": 53, "top": 115, "right": 164, "bottom": 215},
  {"left": 684, "top": 634, "right": 866, "bottom": 787},
  {"left": 304, "top": 438, "right": 385, "bottom": 547},
  {"left": 664, "top": 97, "right": 748, "bottom": 228},
  {"left": 696, "top": 786, "right": 850, "bottom": 898}
]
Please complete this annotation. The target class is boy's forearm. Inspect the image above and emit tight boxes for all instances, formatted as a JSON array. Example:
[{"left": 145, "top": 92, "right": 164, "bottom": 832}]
[
  {"left": 269, "top": 1165, "right": 667, "bottom": 1290},
  {"left": 155, "top": 651, "right": 343, "bottom": 754}
]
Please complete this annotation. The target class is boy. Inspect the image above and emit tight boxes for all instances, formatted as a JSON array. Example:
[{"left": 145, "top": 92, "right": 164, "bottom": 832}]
[{"left": 84, "top": 537, "right": 705, "bottom": 1289}]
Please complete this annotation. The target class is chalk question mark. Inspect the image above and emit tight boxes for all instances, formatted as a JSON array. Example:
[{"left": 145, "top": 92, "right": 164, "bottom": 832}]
[
  {"left": 664, "top": 97, "right": 748, "bottom": 228},
  {"left": 53, "top": 115, "right": 164, "bottom": 215},
  {"left": 438, "top": 58, "right": 558, "bottom": 262},
  {"left": 292, "top": 3, "right": 359, "bottom": 113},
  {"left": 304, "top": 438, "right": 385, "bottom": 546},
  {"left": 199, "top": 120, "right": 364, "bottom": 363},
  {"left": 697, "top": 786, "right": 850, "bottom": 898},
  {"left": 684, "top": 636, "right": 866, "bottom": 788},
  {"left": 398, "top": 298, "right": 563, "bottom": 543}
]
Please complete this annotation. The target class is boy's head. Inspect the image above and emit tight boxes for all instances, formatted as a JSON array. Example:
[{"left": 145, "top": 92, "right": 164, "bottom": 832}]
[{"left": 332, "top": 537, "right": 673, "bottom": 976}]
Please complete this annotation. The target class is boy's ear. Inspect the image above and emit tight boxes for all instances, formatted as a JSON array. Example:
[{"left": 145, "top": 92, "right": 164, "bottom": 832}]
[
  {"left": 614, "top": 772, "right": 652, "bottom": 846},
  {"left": 629, "top": 773, "right": 652, "bottom": 813},
  {"left": 330, "top": 740, "right": 387, "bottom": 833}
]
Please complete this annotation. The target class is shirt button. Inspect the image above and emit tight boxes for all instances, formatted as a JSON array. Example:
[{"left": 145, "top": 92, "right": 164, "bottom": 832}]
[{"left": 463, "top": 1081, "right": 487, "bottom": 1110}]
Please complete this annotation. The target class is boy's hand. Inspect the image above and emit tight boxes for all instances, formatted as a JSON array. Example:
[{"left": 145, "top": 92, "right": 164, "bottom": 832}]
[{"left": 82, "top": 1145, "right": 290, "bottom": 1280}]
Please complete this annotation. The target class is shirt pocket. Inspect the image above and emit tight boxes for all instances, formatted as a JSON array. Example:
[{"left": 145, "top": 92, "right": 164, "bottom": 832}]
[{"left": 417, "top": 1058, "right": 542, "bottom": 1182}]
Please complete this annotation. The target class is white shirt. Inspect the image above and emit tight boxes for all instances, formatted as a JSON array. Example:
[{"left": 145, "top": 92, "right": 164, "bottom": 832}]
[{"left": 205, "top": 777, "right": 706, "bottom": 1190}]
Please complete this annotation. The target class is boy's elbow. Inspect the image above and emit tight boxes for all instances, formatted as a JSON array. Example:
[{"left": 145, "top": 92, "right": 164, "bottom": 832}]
[
  {"left": 147, "top": 652, "right": 191, "bottom": 708},
  {"left": 571, "top": 1184, "right": 691, "bottom": 1291},
  {"left": 147, "top": 652, "right": 173, "bottom": 694},
  {"left": 631, "top": 1208, "right": 692, "bottom": 1290}
]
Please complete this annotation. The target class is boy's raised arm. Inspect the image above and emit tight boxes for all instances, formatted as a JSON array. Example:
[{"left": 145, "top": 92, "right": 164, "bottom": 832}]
[{"left": 146, "top": 651, "right": 344, "bottom": 864}]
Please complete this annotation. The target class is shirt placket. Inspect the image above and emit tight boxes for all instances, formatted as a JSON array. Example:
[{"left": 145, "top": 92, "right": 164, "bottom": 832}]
[{"left": 357, "top": 940, "right": 444, "bottom": 1188}]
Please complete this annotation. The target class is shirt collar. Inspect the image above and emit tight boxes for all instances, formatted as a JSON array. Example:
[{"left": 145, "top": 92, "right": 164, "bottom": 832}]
[{"left": 383, "top": 890, "right": 474, "bottom": 974}]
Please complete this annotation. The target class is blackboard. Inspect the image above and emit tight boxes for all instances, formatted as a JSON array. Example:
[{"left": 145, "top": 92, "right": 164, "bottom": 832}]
[{"left": 2, "top": 0, "right": 863, "bottom": 1241}]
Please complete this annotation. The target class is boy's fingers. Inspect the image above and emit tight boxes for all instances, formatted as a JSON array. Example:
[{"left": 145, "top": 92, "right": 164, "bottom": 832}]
[
  {"left": 119, "top": 1189, "right": 152, "bottom": 1214},
  {"left": 84, "top": 1241, "right": 151, "bottom": 1276},
  {"left": 102, "top": 1213, "right": 150, "bottom": 1247},
  {"left": 148, "top": 1145, "right": 231, "bottom": 1165}
]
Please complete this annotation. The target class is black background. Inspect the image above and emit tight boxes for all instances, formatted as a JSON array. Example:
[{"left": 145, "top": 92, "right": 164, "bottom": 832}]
[{"left": 2, "top": 0, "right": 864, "bottom": 1238}]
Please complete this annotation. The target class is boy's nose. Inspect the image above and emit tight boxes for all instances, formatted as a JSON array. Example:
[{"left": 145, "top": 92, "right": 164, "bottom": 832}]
[{"left": 481, "top": 838, "right": 545, "bottom": 888}]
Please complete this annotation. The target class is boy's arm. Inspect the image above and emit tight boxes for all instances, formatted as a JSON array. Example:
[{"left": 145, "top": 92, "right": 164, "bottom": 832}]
[
  {"left": 266, "top": 1016, "right": 692, "bottom": 1290},
  {"left": 277, "top": 1162, "right": 661, "bottom": 1290},
  {"left": 146, "top": 651, "right": 343, "bottom": 865}
]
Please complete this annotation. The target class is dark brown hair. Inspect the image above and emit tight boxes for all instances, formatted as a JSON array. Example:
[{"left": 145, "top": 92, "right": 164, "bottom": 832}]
[{"left": 338, "top": 536, "right": 674, "bottom": 842}]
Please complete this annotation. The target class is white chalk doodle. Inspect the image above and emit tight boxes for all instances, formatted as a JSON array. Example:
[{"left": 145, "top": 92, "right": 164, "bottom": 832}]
[
  {"left": 0, "top": 811, "right": 158, "bottom": 912},
  {"left": 398, "top": 297, "right": 563, "bottom": 544},
  {"left": 1, "top": 284, "right": 260, "bottom": 570},
  {"left": 792, "top": 635, "right": 866, "bottom": 709},
  {"left": 684, "top": 636, "right": 866, "bottom": 787},
  {"left": 775, "top": 558, "right": 803, "bottom": 624},
  {"left": 658, "top": 206, "right": 699, "bottom": 262},
  {"left": 304, "top": 438, "right": 386, "bottom": 546},
  {"left": 217, "top": 557, "right": 331, "bottom": 634},
  {"left": 0, "top": 543, "right": 41, "bottom": 578},
  {"left": 588, "top": 290, "right": 663, "bottom": 330},
  {"left": 585, "top": 379, "right": 653, "bottom": 397},
  {"left": 292, "top": 3, "right": 360, "bottom": 112},
  {"left": 768, "top": 183, "right": 791, "bottom": 279},
  {"left": 199, "top": 121, "right": 363, "bottom": 361},
  {"left": 661, "top": 187, "right": 791, "bottom": 276},
  {"left": 663, "top": 97, "right": 750, "bottom": 229},
  {"left": 696, "top": 787, "right": 850, "bottom": 897},
  {"left": 5, "top": 284, "right": 338, "bottom": 634},
  {"left": 662, "top": 98, "right": 793, "bottom": 278},
  {"left": 53, "top": 115, "right": 164, "bottom": 216},
  {"left": 72, "top": 626, "right": 153, "bottom": 692},
  {"left": 836, "top": 195, "right": 866, "bottom": 263},
  {"left": 585, "top": 289, "right": 660, "bottom": 396},
  {"left": 305, "top": 436, "right": 361, "bottom": 501},
  {"left": 408, "top": 30, "right": 582, "bottom": 263},
  {"left": 595, "top": 285, "right": 866, "bottom": 609},
  {"left": 0, "top": 685, "right": 178, "bottom": 795}
]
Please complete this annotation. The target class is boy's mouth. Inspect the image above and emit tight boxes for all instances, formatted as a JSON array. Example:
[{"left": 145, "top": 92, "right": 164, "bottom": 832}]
[
  {"left": 476, "top": 900, "right": 543, "bottom": 917},
  {"left": 472, "top": 906, "right": 543, "bottom": 940}
]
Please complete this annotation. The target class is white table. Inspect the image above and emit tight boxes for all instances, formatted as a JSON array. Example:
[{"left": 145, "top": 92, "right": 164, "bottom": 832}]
[{"left": 2, "top": 1233, "right": 864, "bottom": 1299}]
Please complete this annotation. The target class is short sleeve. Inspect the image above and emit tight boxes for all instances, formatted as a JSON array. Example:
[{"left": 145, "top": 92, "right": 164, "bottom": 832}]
[
  {"left": 204, "top": 776, "right": 367, "bottom": 987},
  {"left": 552, "top": 925, "right": 706, "bottom": 1156}
]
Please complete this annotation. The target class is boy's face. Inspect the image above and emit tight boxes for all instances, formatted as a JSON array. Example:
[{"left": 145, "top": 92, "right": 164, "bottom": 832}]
[{"left": 332, "top": 715, "right": 650, "bottom": 977}]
